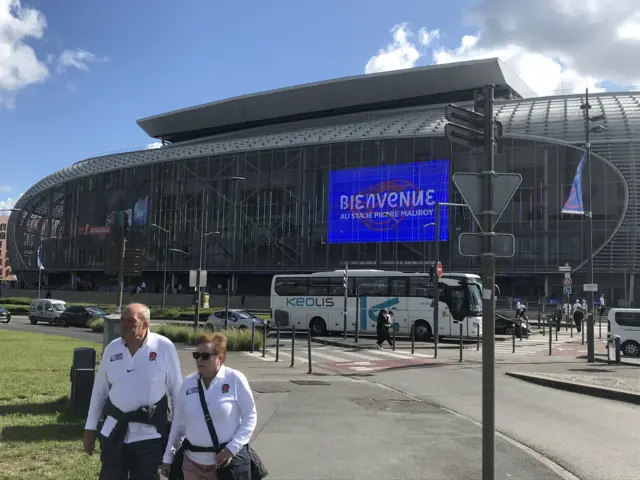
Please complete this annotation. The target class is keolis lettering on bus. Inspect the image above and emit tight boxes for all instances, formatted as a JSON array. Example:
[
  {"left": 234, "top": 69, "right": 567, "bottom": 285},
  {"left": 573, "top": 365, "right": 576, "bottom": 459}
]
[{"left": 286, "top": 297, "right": 335, "bottom": 307}]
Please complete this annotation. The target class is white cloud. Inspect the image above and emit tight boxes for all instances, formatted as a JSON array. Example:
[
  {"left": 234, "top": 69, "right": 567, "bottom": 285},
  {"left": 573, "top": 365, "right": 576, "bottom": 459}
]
[
  {"left": 419, "top": 28, "right": 440, "bottom": 47},
  {"left": 145, "top": 142, "right": 163, "bottom": 149},
  {"left": 0, "top": 194, "right": 22, "bottom": 213},
  {"left": 0, "top": 185, "right": 11, "bottom": 192},
  {"left": 365, "top": 0, "right": 640, "bottom": 96},
  {"left": 57, "top": 48, "right": 99, "bottom": 73},
  {"left": 364, "top": 23, "right": 423, "bottom": 74},
  {"left": 0, "top": 0, "right": 49, "bottom": 106}
]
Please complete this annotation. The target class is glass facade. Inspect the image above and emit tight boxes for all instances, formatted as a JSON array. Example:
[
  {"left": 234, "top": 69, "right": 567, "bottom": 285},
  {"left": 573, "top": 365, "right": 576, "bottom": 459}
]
[{"left": 18, "top": 136, "right": 625, "bottom": 295}]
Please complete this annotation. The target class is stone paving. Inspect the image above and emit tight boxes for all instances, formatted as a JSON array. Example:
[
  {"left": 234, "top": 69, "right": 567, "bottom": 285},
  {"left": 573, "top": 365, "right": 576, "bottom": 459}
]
[{"left": 523, "top": 371, "right": 640, "bottom": 393}]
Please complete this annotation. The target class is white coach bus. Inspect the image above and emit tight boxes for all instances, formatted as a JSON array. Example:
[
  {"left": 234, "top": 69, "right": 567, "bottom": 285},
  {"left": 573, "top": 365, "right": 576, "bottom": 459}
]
[{"left": 270, "top": 269, "right": 483, "bottom": 341}]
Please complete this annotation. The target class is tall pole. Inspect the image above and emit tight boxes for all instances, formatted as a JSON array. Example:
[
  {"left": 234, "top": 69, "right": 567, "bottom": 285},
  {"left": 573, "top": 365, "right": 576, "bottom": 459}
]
[
  {"left": 195, "top": 185, "right": 205, "bottom": 331},
  {"left": 433, "top": 204, "right": 440, "bottom": 358},
  {"left": 37, "top": 246, "right": 41, "bottom": 300},
  {"left": 481, "top": 84, "right": 497, "bottom": 480},
  {"left": 585, "top": 88, "right": 595, "bottom": 363},
  {"left": 343, "top": 263, "right": 348, "bottom": 339},
  {"left": 395, "top": 224, "right": 399, "bottom": 271},
  {"left": 117, "top": 212, "right": 128, "bottom": 315},
  {"left": 162, "top": 230, "right": 168, "bottom": 311}
]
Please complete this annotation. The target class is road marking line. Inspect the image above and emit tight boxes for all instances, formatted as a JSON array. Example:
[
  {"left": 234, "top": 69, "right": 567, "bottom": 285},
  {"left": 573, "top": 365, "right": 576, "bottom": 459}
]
[
  {"left": 310, "top": 350, "right": 352, "bottom": 362},
  {"left": 366, "top": 349, "right": 416, "bottom": 360},
  {"left": 334, "top": 350, "right": 383, "bottom": 361}
]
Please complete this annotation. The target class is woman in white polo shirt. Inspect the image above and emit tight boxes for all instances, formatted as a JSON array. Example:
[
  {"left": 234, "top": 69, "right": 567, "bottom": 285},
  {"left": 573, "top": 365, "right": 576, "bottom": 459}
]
[{"left": 161, "top": 332, "right": 257, "bottom": 480}]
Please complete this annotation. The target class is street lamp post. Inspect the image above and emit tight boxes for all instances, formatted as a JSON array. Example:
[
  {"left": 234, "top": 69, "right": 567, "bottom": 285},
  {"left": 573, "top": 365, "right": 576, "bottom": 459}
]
[
  {"left": 423, "top": 223, "right": 435, "bottom": 272},
  {"left": 150, "top": 224, "right": 169, "bottom": 311},
  {"left": 203, "top": 230, "right": 221, "bottom": 272},
  {"left": 36, "top": 236, "right": 55, "bottom": 300},
  {"left": 581, "top": 88, "right": 606, "bottom": 363}
]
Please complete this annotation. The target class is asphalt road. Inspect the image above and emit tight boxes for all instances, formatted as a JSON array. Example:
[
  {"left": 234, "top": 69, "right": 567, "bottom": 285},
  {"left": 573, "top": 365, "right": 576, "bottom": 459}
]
[
  {"left": 370, "top": 362, "right": 640, "bottom": 480},
  {"left": 0, "top": 315, "right": 101, "bottom": 343}
]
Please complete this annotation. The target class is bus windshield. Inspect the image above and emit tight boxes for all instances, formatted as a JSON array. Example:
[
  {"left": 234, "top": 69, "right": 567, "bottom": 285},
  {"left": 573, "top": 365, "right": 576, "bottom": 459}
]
[
  {"left": 467, "top": 283, "right": 483, "bottom": 316},
  {"left": 447, "top": 282, "right": 482, "bottom": 319}
]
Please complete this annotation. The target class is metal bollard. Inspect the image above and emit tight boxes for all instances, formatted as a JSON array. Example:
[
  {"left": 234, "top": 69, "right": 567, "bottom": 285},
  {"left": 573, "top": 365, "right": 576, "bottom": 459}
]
[
  {"left": 307, "top": 328, "right": 313, "bottom": 374},
  {"left": 392, "top": 324, "right": 396, "bottom": 351},
  {"left": 251, "top": 322, "right": 255, "bottom": 354},
  {"left": 555, "top": 324, "right": 558, "bottom": 341},
  {"left": 476, "top": 324, "right": 480, "bottom": 351},
  {"left": 581, "top": 317, "right": 585, "bottom": 345},
  {"left": 355, "top": 295, "right": 360, "bottom": 344},
  {"left": 290, "top": 325, "right": 296, "bottom": 368},
  {"left": 520, "top": 320, "right": 523, "bottom": 341},
  {"left": 537, "top": 309, "right": 541, "bottom": 329},
  {"left": 615, "top": 336, "right": 621, "bottom": 365},
  {"left": 512, "top": 326, "right": 516, "bottom": 353},
  {"left": 275, "top": 324, "right": 280, "bottom": 362},
  {"left": 548, "top": 322, "right": 552, "bottom": 355},
  {"left": 570, "top": 316, "right": 574, "bottom": 337},
  {"left": 262, "top": 323, "right": 267, "bottom": 358},
  {"left": 459, "top": 323, "right": 463, "bottom": 362},
  {"left": 411, "top": 323, "right": 415, "bottom": 354},
  {"left": 599, "top": 313, "right": 602, "bottom": 339},
  {"left": 542, "top": 316, "right": 546, "bottom": 336}
]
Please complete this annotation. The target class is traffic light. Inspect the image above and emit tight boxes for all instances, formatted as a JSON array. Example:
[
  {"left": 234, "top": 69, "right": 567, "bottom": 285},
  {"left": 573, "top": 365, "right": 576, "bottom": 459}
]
[{"left": 123, "top": 211, "right": 130, "bottom": 240}]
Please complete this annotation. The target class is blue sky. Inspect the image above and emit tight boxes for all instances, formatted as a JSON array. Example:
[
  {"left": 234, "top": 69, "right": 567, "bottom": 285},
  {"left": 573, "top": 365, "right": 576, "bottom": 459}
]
[{"left": 0, "top": 0, "right": 638, "bottom": 210}]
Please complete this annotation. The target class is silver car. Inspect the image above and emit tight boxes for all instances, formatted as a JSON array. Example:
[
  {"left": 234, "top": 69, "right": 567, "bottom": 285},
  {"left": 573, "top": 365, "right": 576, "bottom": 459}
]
[{"left": 205, "top": 309, "right": 267, "bottom": 330}]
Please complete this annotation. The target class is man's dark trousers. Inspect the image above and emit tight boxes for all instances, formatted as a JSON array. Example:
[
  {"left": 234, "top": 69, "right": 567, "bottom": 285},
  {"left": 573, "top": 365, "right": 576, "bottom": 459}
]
[{"left": 99, "top": 437, "right": 163, "bottom": 480}]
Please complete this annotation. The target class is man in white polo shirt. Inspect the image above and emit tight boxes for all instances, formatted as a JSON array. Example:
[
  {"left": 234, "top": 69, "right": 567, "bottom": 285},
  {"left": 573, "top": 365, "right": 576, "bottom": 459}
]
[{"left": 83, "top": 303, "right": 182, "bottom": 479}]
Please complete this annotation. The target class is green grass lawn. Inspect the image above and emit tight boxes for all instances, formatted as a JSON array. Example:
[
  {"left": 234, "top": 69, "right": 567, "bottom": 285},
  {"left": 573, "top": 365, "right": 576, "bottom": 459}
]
[{"left": 0, "top": 331, "right": 102, "bottom": 479}]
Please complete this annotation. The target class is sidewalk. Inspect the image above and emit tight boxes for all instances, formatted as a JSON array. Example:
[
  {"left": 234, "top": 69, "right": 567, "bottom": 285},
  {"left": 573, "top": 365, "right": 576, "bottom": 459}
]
[{"left": 204, "top": 352, "right": 569, "bottom": 480}]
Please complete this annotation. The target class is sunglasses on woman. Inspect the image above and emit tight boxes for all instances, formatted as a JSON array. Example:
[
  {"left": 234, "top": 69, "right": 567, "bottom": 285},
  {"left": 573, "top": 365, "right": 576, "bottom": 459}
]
[{"left": 192, "top": 351, "right": 218, "bottom": 360}]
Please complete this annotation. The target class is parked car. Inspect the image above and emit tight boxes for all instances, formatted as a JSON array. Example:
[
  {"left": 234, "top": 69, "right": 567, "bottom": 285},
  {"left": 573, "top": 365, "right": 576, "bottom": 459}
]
[
  {"left": 28, "top": 299, "right": 69, "bottom": 326},
  {"left": 495, "top": 313, "right": 531, "bottom": 338},
  {"left": 59, "top": 305, "right": 108, "bottom": 328},
  {"left": 0, "top": 305, "right": 11, "bottom": 323},
  {"left": 205, "top": 309, "right": 267, "bottom": 330}
]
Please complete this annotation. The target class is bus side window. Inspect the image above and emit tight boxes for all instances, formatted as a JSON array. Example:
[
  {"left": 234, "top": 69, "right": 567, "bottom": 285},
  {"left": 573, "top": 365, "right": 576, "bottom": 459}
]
[
  {"left": 308, "top": 277, "right": 329, "bottom": 296},
  {"left": 328, "top": 277, "right": 345, "bottom": 296},
  {"left": 355, "top": 277, "right": 389, "bottom": 296},
  {"left": 275, "top": 277, "right": 309, "bottom": 295},
  {"left": 389, "top": 278, "right": 408, "bottom": 297},
  {"left": 408, "top": 277, "right": 431, "bottom": 297}
]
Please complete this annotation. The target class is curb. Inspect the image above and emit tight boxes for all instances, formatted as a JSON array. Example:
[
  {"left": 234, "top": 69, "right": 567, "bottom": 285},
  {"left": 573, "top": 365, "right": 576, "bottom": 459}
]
[
  {"left": 581, "top": 355, "right": 640, "bottom": 368},
  {"left": 505, "top": 371, "right": 640, "bottom": 405}
]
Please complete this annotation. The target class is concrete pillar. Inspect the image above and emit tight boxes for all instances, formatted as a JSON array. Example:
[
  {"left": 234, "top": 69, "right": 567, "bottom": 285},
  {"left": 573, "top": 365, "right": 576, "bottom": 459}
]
[
  {"left": 543, "top": 148, "right": 549, "bottom": 265},
  {"left": 544, "top": 274, "right": 549, "bottom": 297}
]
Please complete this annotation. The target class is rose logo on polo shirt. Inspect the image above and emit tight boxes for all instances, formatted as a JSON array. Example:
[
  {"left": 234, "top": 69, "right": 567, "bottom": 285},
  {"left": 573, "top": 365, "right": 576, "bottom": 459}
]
[
  {"left": 149, "top": 351, "right": 157, "bottom": 362},
  {"left": 221, "top": 384, "right": 230, "bottom": 394}
]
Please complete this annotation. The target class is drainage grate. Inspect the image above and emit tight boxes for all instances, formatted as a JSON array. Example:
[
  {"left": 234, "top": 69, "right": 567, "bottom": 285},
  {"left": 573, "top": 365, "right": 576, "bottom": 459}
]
[
  {"left": 251, "top": 382, "right": 291, "bottom": 393},
  {"left": 290, "top": 380, "right": 331, "bottom": 386},
  {"left": 351, "top": 398, "right": 439, "bottom": 414}
]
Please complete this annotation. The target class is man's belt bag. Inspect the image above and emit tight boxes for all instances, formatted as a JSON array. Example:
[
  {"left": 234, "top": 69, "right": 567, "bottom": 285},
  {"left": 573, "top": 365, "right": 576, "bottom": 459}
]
[{"left": 169, "top": 379, "right": 268, "bottom": 480}]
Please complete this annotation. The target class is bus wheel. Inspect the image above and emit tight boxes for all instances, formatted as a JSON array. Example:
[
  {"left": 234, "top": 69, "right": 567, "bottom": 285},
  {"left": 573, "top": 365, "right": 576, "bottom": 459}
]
[
  {"left": 310, "top": 317, "right": 327, "bottom": 336},
  {"left": 414, "top": 320, "right": 432, "bottom": 341},
  {"left": 622, "top": 340, "right": 640, "bottom": 357}
]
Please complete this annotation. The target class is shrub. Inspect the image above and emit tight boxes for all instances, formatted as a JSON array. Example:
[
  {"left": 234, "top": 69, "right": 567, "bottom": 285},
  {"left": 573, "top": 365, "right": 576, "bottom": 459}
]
[
  {"left": 0, "top": 297, "right": 33, "bottom": 306},
  {"left": 154, "top": 324, "right": 263, "bottom": 351},
  {"left": 3, "top": 305, "right": 29, "bottom": 315},
  {"left": 90, "top": 318, "right": 104, "bottom": 333}
]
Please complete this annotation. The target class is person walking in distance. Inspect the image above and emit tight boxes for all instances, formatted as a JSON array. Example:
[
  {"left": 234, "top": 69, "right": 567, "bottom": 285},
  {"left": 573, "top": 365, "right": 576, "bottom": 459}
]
[
  {"left": 599, "top": 294, "right": 606, "bottom": 318},
  {"left": 572, "top": 298, "right": 584, "bottom": 333},
  {"left": 83, "top": 303, "right": 183, "bottom": 479},
  {"left": 375, "top": 309, "right": 393, "bottom": 349},
  {"left": 162, "top": 332, "right": 258, "bottom": 480}
]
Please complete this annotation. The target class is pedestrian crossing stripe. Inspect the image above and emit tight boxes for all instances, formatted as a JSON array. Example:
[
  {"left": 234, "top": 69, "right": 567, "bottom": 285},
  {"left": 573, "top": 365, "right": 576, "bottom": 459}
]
[{"left": 242, "top": 347, "right": 434, "bottom": 364}]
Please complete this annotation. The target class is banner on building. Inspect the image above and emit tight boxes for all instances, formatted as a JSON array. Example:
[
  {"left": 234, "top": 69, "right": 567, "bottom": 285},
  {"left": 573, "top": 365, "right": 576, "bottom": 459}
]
[{"left": 562, "top": 153, "right": 586, "bottom": 215}]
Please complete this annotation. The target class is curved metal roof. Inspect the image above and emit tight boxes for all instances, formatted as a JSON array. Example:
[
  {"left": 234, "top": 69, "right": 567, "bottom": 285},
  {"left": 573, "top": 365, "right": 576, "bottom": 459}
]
[
  {"left": 8, "top": 90, "right": 640, "bottom": 273},
  {"left": 136, "top": 58, "right": 531, "bottom": 142}
]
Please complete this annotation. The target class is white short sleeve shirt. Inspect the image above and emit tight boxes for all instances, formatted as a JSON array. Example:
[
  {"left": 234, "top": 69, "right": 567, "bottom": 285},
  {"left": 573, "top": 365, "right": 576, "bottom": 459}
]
[
  {"left": 163, "top": 365, "right": 257, "bottom": 466},
  {"left": 85, "top": 331, "right": 182, "bottom": 444}
]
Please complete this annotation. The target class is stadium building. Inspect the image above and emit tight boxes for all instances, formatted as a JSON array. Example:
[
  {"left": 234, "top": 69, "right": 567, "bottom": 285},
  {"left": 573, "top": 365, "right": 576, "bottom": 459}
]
[{"left": 7, "top": 58, "right": 640, "bottom": 303}]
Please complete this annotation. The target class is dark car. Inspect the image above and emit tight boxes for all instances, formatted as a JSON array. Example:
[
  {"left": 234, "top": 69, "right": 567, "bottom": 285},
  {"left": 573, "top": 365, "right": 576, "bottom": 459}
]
[
  {"left": 59, "top": 305, "right": 108, "bottom": 328},
  {"left": 495, "top": 313, "right": 531, "bottom": 338},
  {"left": 0, "top": 305, "right": 11, "bottom": 323}
]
